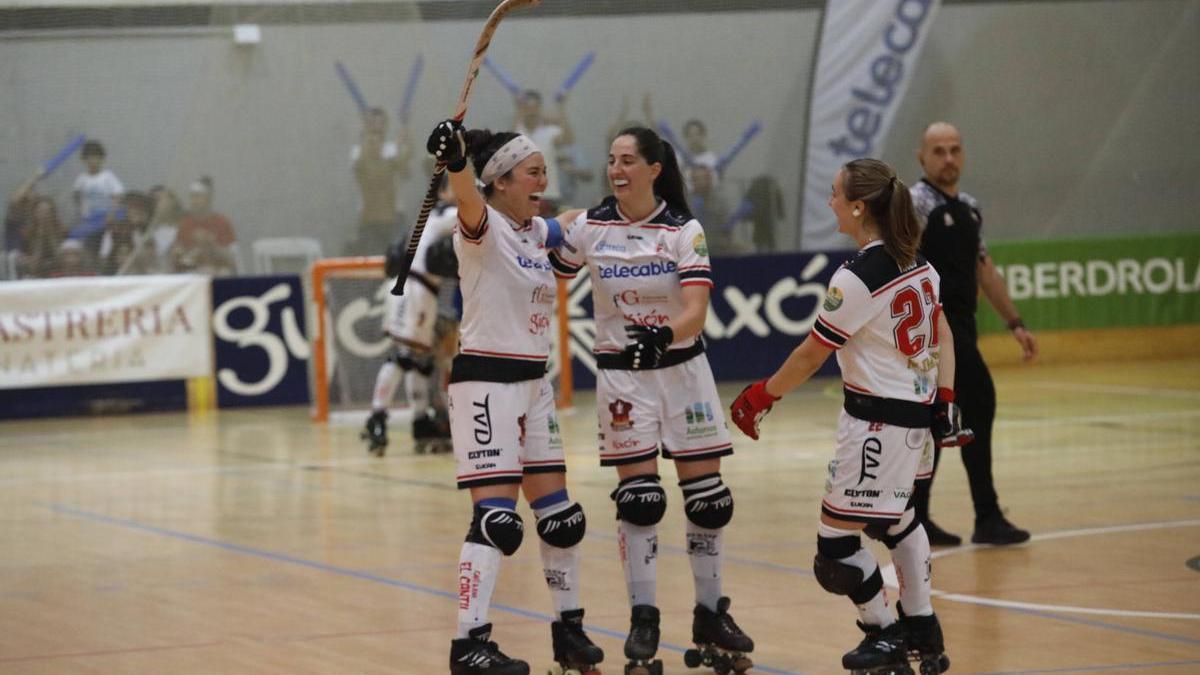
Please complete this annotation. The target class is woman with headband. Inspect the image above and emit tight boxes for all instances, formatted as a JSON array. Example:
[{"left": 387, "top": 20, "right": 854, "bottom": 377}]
[
  {"left": 425, "top": 119, "right": 603, "bottom": 675},
  {"left": 548, "top": 127, "right": 754, "bottom": 675}
]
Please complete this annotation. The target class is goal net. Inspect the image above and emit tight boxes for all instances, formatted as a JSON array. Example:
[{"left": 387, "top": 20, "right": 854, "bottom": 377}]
[{"left": 309, "top": 256, "right": 573, "bottom": 423}]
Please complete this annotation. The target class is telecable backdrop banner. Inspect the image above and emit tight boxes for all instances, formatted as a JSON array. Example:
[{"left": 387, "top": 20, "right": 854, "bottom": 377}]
[{"left": 0, "top": 275, "right": 211, "bottom": 389}]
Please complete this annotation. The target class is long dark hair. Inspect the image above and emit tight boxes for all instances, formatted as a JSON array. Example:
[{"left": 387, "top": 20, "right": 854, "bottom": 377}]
[
  {"left": 464, "top": 128, "right": 520, "bottom": 198},
  {"left": 842, "top": 158, "right": 920, "bottom": 269},
  {"left": 616, "top": 126, "right": 691, "bottom": 218}
]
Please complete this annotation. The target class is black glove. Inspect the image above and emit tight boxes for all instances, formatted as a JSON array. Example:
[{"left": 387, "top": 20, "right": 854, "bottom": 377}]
[
  {"left": 623, "top": 324, "right": 674, "bottom": 370},
  {"left": 426, "top": 119, "right": 468, "bottom": 172},
  {"left": 932, "top": 387, "right": 975, "bottom": 448}
]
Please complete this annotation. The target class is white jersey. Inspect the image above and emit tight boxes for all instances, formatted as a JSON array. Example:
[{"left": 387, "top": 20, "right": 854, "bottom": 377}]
[
  {"left": 73, "top": 169, "right": 124, "bottom": 218},
  {"left": 550, "top": 197, "right": 712, "bottom": 355},
  {"left": 811, "top": 242, "right": 943, "bottom": 424},
  {"left": 452, "top": 203, "right": 558, "bottom": 372},
  {"left": 411, "top": 204, "right": 457, "bottom": 279}
]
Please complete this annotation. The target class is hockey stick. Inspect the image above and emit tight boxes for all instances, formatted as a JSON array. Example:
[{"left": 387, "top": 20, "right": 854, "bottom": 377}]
[{"left": 391, "top": 0, "right": 541, "bottom": 295}]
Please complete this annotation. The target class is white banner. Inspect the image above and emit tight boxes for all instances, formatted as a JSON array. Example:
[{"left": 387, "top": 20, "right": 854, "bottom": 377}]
[
  {"left": 800, "top": 0, "right": 940, "bottom": 251},
  {"left": 0, "top": 275, "right": 212, "bottom": 389}
]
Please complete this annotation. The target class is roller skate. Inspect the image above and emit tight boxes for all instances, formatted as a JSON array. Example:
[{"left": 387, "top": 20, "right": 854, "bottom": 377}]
[
  {"left": 683, "top": 597, "right": 754, "bottom": 674},
  {"left": 547, "top": 608, "right": 604, "bottom": 675},
  {"left": 622, "top": 605, "right": 662, "bottom": 675},
  {"left": 413, "top": 408, "right": 453, "bottom": 454},
  {"left": 899, "top": 606, "right": 950, "bottom": 675},
  {"left": 450, "top": 623, "right": 530, "bottom": 675},
  {"left": 361, "top": 410, "right": 388, "bottom": 456},
  {"left": 842, "top": 621, "right": 912, "bottom": 675}
]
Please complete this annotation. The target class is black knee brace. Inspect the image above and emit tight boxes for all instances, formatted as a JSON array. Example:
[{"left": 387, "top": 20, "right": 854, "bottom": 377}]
[
  {"left": 392, "top": 348, "right": 434, "bottom": 375},
  {"left": 813, "top": 535, "right": 883, "bottom": 604},
  {"left": 875, "top": 510, "right": 921, "bottom": 550},
  {"left": 536, "top": 501, "right": 586, "bottom": 548},
  {"left": 679, "top": 472, "right": 734, "bottom": 529},
  {"left": 465, "top": 503, "right": 524, "bottom": 556},
  {"left": 611, "top": 474, "right": 667, "bottom": 526}
]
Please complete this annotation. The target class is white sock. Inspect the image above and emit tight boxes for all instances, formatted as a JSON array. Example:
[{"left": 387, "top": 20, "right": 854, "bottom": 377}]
[
  {"left": 370, "top": 361, "right": 402, "bottom": 411},
  {"left": 539, "top": 539, "right": 580, "bottom": 615},
  {"left": 618, "top": 520, "right": 657, "bottom": 606},
  {"left": 686, "top": 521, "right": 723, "bottom": 611},
  {"left": 456, "top": 542, "right": 501, "bottom": 638},
  {"left": 406, "top": 369, "right": 430, "bottom": 412},
  {"left": 889, "top": 514, "right": 933, "bottom": 616}
]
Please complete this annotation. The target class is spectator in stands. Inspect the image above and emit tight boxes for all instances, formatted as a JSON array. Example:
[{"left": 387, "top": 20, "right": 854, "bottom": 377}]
[
  {"left": 15, "top": 196, "right": 67, "bottom": 279},
  {"left": 682, "top": 119, "right": 719, "bottom": 175},
  {"left": 72, "top": 140, "right": 124, "bottom": 246},
  {"left": 349, "top": 107, "right": 412, "bottom": 256},
  {"left": 5, "top": 173, "right": 40, "bottom": 254},
  {"left": 146, "top": 186, "right": 183, "bottom": 271},
  {"left": 50, "top": 239, "right": 97, "bottom": 278},
  {"left": 514, "top": 90, "right": 574, "bottom": 213},
  {"left": 688, "top": 164, "right": 738, "bottom": 255},
  {"left": 170, "top": 177, "right": 237, "bottom": 276},
  {"left": 744, "top": 175, "right": 784, "bottom": 253},
  {"left": 99, "top": 191, "right": 153, "bottom": 275}
]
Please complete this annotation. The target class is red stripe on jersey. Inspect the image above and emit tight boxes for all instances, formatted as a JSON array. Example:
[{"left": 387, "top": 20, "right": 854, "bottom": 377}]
[
  {"left": 457, "top": 210, "right": 489, "bottom": 241},
  {"left": 677, "top": 264, "right": 712, "bottom": 271},
  {"left": 584, "top": 220, "right": 678, "bottom": 231},
  {"left": 811, "top": 331, "right": 841, "bottom": 350},
  {"left": 553, "top": 271, "right": 577, "bottom": 279},
  {"left": 681, "top": 279, "right": 713, "bottom": 288},
  {"left": 458, "top": 468, "right": 523, "bottom": 480},
  {"left": 521, "top": 459, "right": 565, "bottom": 466},
  {"left": 844, "top": 381, "right": 874, "bottom": 395},
  {"left": 817, "top": 316, "right": 852, "bottom": 339},
  {"left": 871, "top": 264, "right": 930, "bottom": 298},
  {"left": 821, "top": 499, "right": 903, "bottom": 519},
  {"left": 668, "top": 442, "right": 733, "bottom": 456},
  {"left": 461, "top": 348, "right": 549, "bottom": 361}
]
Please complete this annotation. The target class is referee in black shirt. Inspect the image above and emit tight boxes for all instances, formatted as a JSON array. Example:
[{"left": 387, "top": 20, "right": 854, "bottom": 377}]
[{"left": 910, "top": 122, "right": 1035, "bottom": 546}]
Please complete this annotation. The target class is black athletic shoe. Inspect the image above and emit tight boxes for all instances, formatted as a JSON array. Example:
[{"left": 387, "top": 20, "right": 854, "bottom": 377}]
[
  {"left": 624, "top": 604, "right": 661, "bottom": 660},
  {"left": 971, "top": 512, "right": 1030, "bottom": 545},
  {"left": 923, "top": 519, "right": 962, "bottom": 547},
  {"left": 449, "top": 624, "right": 530, "bottom": 675},
  {"left": 842, "top": 621, "right": 908, "bottom": 671},
  {"left": 692, "top": 596, "right": 754, "bottom": 653},
  {"left": 361, "top": 409, "right": 388, "bottom": 455}
]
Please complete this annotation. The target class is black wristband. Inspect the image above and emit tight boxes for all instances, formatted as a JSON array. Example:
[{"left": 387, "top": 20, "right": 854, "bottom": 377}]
[
  {"left": 446, "top": 157, "right": 467, "bottom": 173},
  {"left": 1007, "top": 318, "right": 1025, "bottom": 331}
]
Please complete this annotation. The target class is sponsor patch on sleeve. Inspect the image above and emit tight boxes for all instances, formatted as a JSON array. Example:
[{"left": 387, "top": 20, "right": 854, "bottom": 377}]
[
  {"left": 692, "top": 233, "right": 709, "bottom": 257},
  {"left": 823, "top": 286, "right": 844, "bottom": 311}
]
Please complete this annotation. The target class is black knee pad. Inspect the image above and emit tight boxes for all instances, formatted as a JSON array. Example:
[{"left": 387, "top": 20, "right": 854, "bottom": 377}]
[
  {"left": 813, "top": 535, "right": 883, "bottom": 604},
  {"left": 465, "top": 503, "right": 524, "bottom": 556},
  {"left": 611, "top": 474, "right": 667, "bottom": 526},
  {"left": 536, "top": 501, "right": 586, "bottom": 548},
  {"left": 679, "top": 472, "right": 734, "bottom": 529},
  {"left": 392, "top": 348, "right": 434, "bottom": 375}
]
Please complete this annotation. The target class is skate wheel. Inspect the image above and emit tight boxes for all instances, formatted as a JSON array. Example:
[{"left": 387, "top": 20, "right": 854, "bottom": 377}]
[
  {"left": 732, "top": 655, "right": 753, "bottom": 673},
  {"left": 683, "top": 648, "right": 702, "bottom": 668}
]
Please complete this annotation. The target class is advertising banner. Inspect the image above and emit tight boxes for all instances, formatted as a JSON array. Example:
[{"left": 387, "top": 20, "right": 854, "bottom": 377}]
[
  {"left": 800, "top": 0, "right": 941, "bottom": 251},
  {"left": 565, "top": 250, "right": 855, "bottom": 388},
  {"left": 983, "top": 232, "right": 1200, "bottom": 333},
  {"left": 0, "top": 275, "right": 211, "bottom": 389},
  {"left": 211, "top": 276, "right": 311, "bottom": 407}
]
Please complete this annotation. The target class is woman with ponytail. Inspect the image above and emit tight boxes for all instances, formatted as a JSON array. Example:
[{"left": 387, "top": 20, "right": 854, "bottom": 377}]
[
  {"left": 548, "top": 126, "right": 755, "bottom": 674},
  {"left": 729, "top": 157, "right": 963, "bottom": 674},
  {"left": 425, "top": 119, "right": 602, "bottom": 675}
]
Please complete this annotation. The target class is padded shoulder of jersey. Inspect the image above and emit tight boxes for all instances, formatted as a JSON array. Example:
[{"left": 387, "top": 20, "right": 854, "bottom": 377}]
[
  {"left": 586, "top": 196, "right": 621, "bottom": 223},
  {"left": 647, "top": 203, "right": 693, "bottom": 229},
  {"left": 911, "top": 180, "right": 981, "bottom": 218},
  {"left": 841, "top": 245, "right": 930, "bottom": 294}
]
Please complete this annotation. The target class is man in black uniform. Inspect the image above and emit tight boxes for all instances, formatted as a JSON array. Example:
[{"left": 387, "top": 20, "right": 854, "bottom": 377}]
[{"left": 910, "top": 122, "right": 1035, "bottom": 546}]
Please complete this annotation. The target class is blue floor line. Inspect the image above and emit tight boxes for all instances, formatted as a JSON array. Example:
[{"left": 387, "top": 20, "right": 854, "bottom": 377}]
[
  {"left": 974, "top": 658, "right": 1200, "bottom": 674},
  {"left": 46, "top": 503, "right": 801, "bottom": 675}
]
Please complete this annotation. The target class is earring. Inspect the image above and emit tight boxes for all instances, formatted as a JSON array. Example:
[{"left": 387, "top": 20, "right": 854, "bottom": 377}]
[{"left": 852, "top": 209, "right": 861, "bottom": 217}]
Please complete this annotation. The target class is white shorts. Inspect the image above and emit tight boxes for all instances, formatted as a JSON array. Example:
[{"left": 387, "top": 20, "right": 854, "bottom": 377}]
[
  {"left": 596, "top": 355, "right": 734, "bottom": 466},
  {"left": 384, "top": 278, "right": 438, "bottom": 350},
  {"left": 821, "top": 410, "right": 934, "bottom": 526},
  {"left": 449, "top": 376, "right": 564, "bottom": 489}
]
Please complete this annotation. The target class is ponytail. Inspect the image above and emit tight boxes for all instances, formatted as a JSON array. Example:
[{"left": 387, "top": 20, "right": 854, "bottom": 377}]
[
  {"left": 842, "top": 158, "right": 920, "bottom": 269},
  {"left": 617, "top": 126, "right": 692, "bottom": 219}
]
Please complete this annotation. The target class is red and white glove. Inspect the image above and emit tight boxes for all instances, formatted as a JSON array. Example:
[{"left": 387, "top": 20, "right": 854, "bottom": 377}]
[
  {"left": 932, "top": 387, "right": 975, "bottom": 448},
  {"left": 730, "top": 380, "right": 779, "bottom": 441}
]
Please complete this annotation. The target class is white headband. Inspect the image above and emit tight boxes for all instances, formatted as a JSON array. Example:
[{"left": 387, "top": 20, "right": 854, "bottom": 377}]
[{"left": 480, "top": 134, "right": 539, "bottom": 185}]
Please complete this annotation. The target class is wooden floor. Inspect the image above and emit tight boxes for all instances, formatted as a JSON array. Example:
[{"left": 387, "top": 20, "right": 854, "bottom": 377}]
[{"left": 2, "top": 359, "right": 1199, "bottom": 674}]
